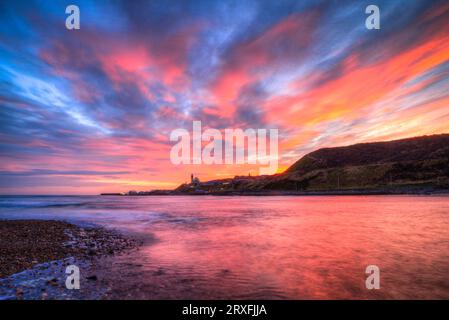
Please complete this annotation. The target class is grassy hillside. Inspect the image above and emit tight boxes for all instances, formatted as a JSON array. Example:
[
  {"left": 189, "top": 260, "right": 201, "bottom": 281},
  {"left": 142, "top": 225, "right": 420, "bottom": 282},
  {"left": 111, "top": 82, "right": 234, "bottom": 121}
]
[
  {"left": 287, "top": 134, "right": 449, "bottom": 173},
  {"left": 176, "top": 134, "right": 449, "bottom": 194},
  {"left": 264, "top": 134, "right": 449, "bottom": 191}
]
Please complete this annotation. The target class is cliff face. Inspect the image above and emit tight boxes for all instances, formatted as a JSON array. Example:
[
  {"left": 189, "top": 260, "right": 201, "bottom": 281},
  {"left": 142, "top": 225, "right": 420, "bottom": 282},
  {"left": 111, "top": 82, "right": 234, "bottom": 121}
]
[{"left": 176, "top": 134, "right": 449, "bottom": 194}]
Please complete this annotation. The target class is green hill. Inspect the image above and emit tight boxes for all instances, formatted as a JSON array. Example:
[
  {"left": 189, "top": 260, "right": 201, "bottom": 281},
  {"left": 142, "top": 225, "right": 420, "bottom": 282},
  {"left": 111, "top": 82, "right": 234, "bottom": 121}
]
[{"left": 176, "top": 134, "right": 449, "bottom": 194}]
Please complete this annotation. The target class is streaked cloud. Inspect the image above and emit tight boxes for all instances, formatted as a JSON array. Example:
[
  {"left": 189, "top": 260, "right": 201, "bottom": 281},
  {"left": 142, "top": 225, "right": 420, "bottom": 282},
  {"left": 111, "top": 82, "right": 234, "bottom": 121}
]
[{"left": 1, "top": 0, "right": 449, "bottom": 194}]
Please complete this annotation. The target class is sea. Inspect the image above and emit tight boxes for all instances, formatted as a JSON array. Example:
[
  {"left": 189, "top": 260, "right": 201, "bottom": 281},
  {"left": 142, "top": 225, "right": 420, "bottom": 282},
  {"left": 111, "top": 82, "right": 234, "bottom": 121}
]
[{"left": 1, "top": 195, "right": 449, "bottom": 299}]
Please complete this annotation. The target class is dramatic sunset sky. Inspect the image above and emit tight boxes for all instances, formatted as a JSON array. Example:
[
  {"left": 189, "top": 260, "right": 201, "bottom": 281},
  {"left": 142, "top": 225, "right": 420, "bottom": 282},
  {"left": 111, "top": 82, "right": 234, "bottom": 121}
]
[{"left": 1, "top": 0, "right": 449, "bottom": 194}]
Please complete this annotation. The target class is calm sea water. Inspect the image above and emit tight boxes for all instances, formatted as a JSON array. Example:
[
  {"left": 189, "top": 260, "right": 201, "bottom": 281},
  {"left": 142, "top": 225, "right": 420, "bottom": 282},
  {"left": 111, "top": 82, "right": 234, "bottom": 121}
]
[{"left": 1, "top": 195, "right": 449, "bottom": 299}]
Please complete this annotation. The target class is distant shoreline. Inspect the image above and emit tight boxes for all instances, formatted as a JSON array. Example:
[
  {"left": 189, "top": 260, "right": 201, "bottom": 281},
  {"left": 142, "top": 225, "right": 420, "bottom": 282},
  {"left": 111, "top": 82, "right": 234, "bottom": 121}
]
[
  {"left": 101, "top": 187, "right": 449, "bottom": 197},
  {"left": 98, "top": 134, "right": 449, "bottom": 198}
]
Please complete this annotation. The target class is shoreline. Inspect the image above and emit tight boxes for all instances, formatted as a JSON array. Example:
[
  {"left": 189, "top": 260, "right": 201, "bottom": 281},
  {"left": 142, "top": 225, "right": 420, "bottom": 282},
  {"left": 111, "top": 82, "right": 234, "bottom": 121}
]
[
  {"left": 0, "top": 220, "right": 141, "bottom": 299},
  {"left": 101, "top": 187, "right": 449, "bottom": 197}
]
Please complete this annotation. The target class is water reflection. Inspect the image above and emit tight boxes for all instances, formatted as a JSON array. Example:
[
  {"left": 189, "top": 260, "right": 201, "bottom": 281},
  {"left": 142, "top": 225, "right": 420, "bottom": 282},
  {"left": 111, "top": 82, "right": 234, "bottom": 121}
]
[{"left": 1, "top": 195, "right": 449, "bottom": 299}]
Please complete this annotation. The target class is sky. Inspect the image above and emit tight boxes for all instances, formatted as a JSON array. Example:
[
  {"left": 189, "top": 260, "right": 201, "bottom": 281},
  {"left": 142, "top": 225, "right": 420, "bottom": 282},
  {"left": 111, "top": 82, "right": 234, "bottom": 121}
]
[{"left": 1, "top": 0, "right": 449, "bottom": 195}]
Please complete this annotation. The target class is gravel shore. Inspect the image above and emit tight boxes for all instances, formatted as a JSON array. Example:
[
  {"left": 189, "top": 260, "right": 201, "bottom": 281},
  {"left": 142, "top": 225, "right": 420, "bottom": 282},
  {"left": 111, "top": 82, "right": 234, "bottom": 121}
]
[{"left": 0, "top": 220, "right": 140, "bottom": 279}]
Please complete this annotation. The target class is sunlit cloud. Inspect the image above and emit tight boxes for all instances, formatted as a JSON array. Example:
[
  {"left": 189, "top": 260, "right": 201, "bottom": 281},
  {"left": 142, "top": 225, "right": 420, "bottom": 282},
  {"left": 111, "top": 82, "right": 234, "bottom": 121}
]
[{"left": 1, "top": 0, "right": 449, "bottom": 194}]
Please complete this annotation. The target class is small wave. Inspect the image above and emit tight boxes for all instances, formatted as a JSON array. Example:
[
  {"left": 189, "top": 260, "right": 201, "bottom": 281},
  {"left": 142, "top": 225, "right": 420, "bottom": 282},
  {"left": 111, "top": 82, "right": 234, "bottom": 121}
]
[{"left": 0, "top": 202, "right": 90, "bottom": 209}]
